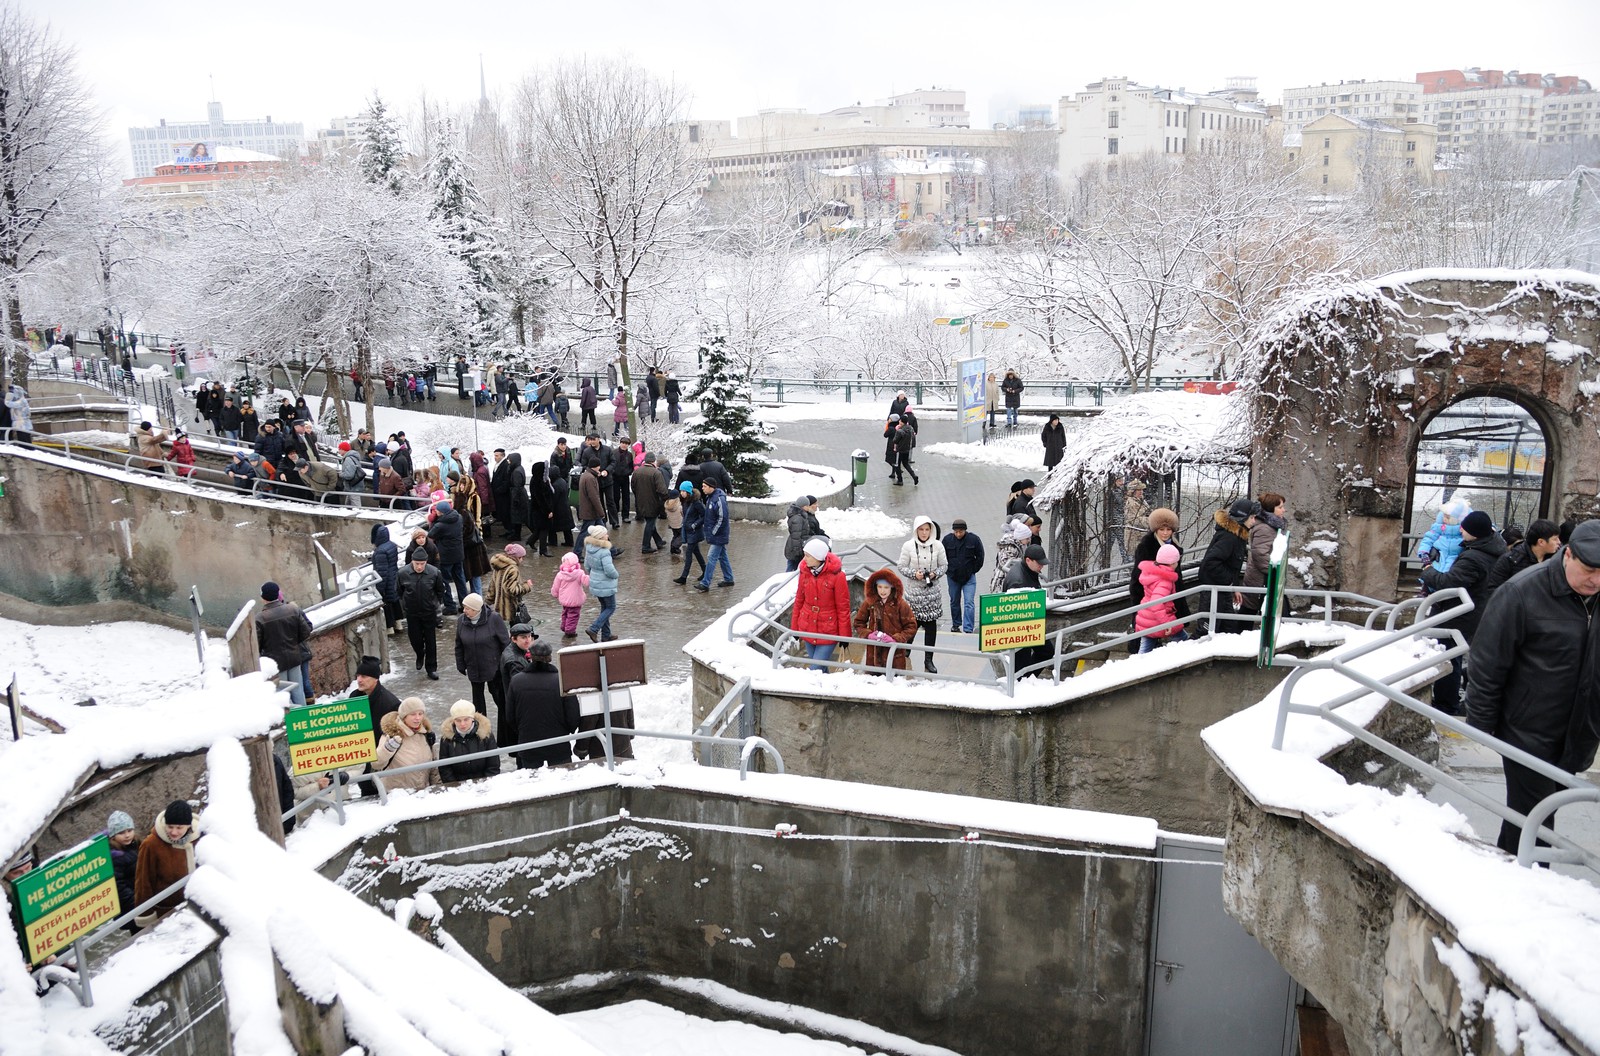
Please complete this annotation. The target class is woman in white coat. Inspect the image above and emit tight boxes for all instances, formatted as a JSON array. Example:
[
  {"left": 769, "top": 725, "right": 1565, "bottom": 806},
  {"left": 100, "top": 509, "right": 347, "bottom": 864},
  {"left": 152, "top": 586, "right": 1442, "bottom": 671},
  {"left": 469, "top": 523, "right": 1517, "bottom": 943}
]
[{"left": 897, "top": 515, "right": 948, "bottom": 673}]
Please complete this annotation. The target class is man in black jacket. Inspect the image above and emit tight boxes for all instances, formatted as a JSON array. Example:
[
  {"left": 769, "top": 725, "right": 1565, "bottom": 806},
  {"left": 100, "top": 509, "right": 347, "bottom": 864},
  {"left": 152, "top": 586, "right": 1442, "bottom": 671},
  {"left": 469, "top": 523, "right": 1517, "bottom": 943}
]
[
  {"left": 354, "top": 655, "right": 402, "bottom": 742},
  {"left": 1002, "top": 544, "right": 1052, "bottom": 675},
  {"left": 1196, "top": 498, "right": 1255, "bottom": 632},
  {"left": 396, "top": 553, "right": 445, "bottom": 679},
  {"left": 1483, "top": 518, "right": 1560, "bottom": 600},
  {"left": 697, "top": 449, "right": 733, "bottom": 495},
  {"left": 942, "top": 520, "right": 984, "bottom": 633},
  {"left": 1467, "top": 520, "right": 1600, "bottom": 858},
  {"left": 1420, "top": 510, "right": 1506, "bottom": 716},
  {"left": 255, "top": 582, "right": 313, "bottom": 707},
  {"left": 506, "top": 642, "right": 582, "bottom": 769},
  {"left": 429, "top": 501, "right": 468, "bottom": 614}
]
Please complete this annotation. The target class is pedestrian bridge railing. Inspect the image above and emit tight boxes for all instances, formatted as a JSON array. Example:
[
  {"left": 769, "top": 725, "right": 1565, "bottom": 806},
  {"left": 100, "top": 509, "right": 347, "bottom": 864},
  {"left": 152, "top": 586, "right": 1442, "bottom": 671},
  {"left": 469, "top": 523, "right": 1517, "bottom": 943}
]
[
  {"left": 1265, "top": 592, "right": 1600, "bottom": 876},
  {"left": 724, "top": 553, "right": 1457, "bottom": 696}
]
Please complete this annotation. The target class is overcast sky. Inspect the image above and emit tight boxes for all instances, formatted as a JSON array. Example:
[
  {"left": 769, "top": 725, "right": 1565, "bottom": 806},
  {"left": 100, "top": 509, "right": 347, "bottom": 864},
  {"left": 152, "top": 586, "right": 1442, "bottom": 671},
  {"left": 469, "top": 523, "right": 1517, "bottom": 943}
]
[{"left": 30, "top": 0, "right": 1600, "bottom": 173}]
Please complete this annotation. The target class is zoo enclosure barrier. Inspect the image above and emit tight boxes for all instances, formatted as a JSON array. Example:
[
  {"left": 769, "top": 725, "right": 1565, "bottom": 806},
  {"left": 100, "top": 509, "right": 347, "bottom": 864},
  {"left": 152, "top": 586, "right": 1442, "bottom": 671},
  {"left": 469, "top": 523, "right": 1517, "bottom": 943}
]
[{"left": 749, "top": 374, "right": 1211, "bottom": 406}]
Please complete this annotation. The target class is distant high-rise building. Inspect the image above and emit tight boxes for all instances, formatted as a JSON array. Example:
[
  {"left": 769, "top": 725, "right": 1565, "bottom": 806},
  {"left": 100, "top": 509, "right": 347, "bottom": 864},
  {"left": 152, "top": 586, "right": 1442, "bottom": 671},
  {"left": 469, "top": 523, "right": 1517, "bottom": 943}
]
[
  {"left": 1280, "top": 80, "right": 1425, "bottom": 137},
  {"left": 313, "top": 114, "right": 373, "bottom": 159},
  {"left": 127, "top": 101, "right": 304, "bottom": 178},
  {"left": 1415, "top": 68, "right": 1594, "bottom": 150}
]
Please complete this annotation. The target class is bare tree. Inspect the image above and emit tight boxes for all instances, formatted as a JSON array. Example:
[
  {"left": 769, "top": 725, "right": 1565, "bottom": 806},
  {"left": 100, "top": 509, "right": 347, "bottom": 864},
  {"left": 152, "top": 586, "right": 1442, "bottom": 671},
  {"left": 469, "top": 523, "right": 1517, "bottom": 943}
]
[
  {"left": 513, "top": 59, "right": 702, "bottom": 436},
  {"left": 0, "top": 5, "right": 101, "bottom": 384},
  {"left": 166, "top": 166, "right": 472, "bottom": 436},
  {"left": 27, "top": 151, "right": 148, "bottom": 340}
]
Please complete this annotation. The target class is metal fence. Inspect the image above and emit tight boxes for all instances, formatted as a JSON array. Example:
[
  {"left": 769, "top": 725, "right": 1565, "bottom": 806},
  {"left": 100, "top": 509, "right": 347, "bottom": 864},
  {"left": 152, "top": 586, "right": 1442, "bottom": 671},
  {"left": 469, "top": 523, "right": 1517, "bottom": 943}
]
[
  {"left": 749, "top": 375, "right": 1212, "bottom": 406},
  {"left": 27, "top": 361, "right": 178, "bottom": 426}
]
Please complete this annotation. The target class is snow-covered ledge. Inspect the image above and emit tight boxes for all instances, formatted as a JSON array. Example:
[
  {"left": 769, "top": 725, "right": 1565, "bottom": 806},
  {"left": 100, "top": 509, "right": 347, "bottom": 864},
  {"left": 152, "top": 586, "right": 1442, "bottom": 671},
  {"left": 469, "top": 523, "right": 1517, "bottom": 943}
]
[
  {"left": 725, "top": 459, "right": 854, "bottom": 523},
  {"left": 1203, "top": 634, "right": 1600, "bottom": 1056}
]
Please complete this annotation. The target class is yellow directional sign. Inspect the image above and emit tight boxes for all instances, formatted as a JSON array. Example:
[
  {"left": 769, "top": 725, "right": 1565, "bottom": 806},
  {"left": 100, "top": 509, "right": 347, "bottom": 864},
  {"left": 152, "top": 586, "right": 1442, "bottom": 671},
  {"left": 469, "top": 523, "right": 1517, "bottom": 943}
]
[
  {"left": 933, "top": 317, "right": 952, "bottom": 325},
  {"left": 983, "top": 321, "right": 1011, "bottom": 330}
]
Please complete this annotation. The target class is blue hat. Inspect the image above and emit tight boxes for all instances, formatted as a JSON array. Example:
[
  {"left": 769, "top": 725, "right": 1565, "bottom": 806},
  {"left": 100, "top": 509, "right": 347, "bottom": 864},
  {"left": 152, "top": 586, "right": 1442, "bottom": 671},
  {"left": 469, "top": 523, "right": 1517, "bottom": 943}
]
[
  {"left": 436, "top": 501, "right": 452, "bottom": 513},
  {"left": 679, "top": 481, "right": 694, "bottom": 492}
]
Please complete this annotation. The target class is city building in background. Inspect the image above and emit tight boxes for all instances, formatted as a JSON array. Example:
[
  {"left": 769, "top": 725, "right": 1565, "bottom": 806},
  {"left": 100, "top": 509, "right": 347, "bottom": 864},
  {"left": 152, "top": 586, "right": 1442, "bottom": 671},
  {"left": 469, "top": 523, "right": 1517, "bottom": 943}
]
[
  {"left": 121, "top": 145, "right": 285, "bottom": 208},
  {"left": 1286, "top": 114, "right": 1438, "bottom": 192},
  {"left": 1056, "top": 76, "right": 1270, "bottom": 178},
  {"left": 1280, "top": 80, "right": 1425, "bottom": 137},
  {"left": 126, "top": 101, "right": 304, "bottom": 179}
]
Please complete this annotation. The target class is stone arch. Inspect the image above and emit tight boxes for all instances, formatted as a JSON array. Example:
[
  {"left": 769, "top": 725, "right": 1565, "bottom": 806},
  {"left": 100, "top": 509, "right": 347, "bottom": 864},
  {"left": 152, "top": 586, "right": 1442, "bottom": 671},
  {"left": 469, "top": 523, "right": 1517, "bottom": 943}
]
[
  {"left": 1404, "top": 388, "right": 1558, "bottom": 563},
  {"left": 1252, "top": 272, "right": 1600, "bottom": 601}
]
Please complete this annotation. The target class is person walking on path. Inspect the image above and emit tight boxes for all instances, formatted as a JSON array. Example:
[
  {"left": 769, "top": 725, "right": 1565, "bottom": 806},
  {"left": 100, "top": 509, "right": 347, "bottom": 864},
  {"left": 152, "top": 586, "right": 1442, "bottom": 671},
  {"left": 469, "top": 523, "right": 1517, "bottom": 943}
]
[
  {"left": 437, "top": 700, "right": 501, "bottom": 783},
  {"left": 1122, "top": 480, "right": 1150, "bottom": 560},
  {"left": 1006, "top": 479, "right": 1038, "bottom": 521},
  {"left": 1466, "top": 519, "right": 1600, "bottom": 858},
  {"left": 853, "top": 568, "right": 918, "bottom": 672},
  {"left": 1237, "top": 492, "right": 1285, "bottom": 619},
  {"left": 485, "top": 543, "right": 532, "bottom": 626},
  {"left": 579, "top": 379, "right": 599, "bottom": 431},
  {"left": 507, "top": 642, "right": 582, "bottom": 769},
  {"left": 454, "top": 592, "right": 511, "bottom": 718},
  {"left": 1041, "top": 414, "right": 1067, "bottom": 470},
  {"left": 133, "top": 800, "right": 198, "bottom": 921},
  {"left": 664, "top": 481, "right": 685, "bottom": 556},
  {"left": 6, "top": 384, "right": 33, "bottom": 445},
  {"left": 942, "top": 519, "right": 984, "bottom": 634},
  {"left": 373, "top": 697, "right": 438, "bottom": 790},
  {"left": 890, "top": 415, "right": 919, "bottom": 486},
  {"left": 552, "top": 551, "right": 590, "bottom": 640},
  {"left": 633, "top": 453, "right": 670, "bottom": 552},
  {"left": 396, "top": 551, "right": 445, "bottom": 678},
  {"left": 784, "top": 495, "right": 825, "bottom": 573},
  {"left": 1484, "top": 518, "right": 1561, "bottom": 600},
  {"left": 255, "top": 582, "right": 313, "bottom": 708},
  {"left": 370, "top": 524, "right": 402, "bottom": 633},
  {"left": 583, "top": 525, "right": 621, "bottom": 641},
  {"left": 1001, "top": 370, "right": 1024, "bottom": 426},
  {"left": 611, "top": 387, "right": 630, "bottom": 439},
  {"left": 166, "top": 430, "right": 196, "bottom": 478},
  {"left": 1419, "top": 509, "right": 1506, "bottom": 717},
  {"left": 790, "top": 538, "right": 851, "bottom": 670},
  {"left": 428, "top": 500, "right": 469, "bottom": 615},
  {"left": 664, "top": 373, "right": 682, "bottom": 423},
  {"left": 695, "top": 477, "right": 735, "bottom": 591},
  {"left": 898, "top": 516, "right": 948, "bottom": 673},
  {"left": 576, "top": 458, "right": 608, "bottom": 552},
  {"left": 1134, "top": 544, "right": 1188, "bottom": 653},
  {"left": 1127, "top": 507, "right": 1186, "bottom": 636},
  {"left": 135, "top": 420, "right": 168, "bottom": 474},
  {"left": 1003, "top": 544, "right": 1054, "bottom": 675},
  {"left": 674, "top": 482, "right": 708, "bottom": 585},
  {"left": 1196, "top": 498, "right": 1256, "bottom": 632}
]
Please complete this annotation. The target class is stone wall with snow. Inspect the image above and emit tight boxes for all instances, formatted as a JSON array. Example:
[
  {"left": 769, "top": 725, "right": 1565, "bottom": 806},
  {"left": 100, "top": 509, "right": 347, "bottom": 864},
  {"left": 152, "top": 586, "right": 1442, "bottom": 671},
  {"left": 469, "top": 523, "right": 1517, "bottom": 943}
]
[{"left": 1250, "top": 269, "right": 1600, "bottom": 600}]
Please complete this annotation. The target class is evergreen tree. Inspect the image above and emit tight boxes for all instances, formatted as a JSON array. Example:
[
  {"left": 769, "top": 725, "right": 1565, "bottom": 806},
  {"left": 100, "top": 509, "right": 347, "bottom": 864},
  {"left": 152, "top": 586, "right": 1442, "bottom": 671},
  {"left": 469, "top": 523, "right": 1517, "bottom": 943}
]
[
  {"left": 357, "top": 93, "right": 406, "bottom": 193},
  {"left": 425, "top": 119, "right": 503, "bottom": 350},
  {"left": 685, "top": 332, "right": 772, "bottom": 497}
]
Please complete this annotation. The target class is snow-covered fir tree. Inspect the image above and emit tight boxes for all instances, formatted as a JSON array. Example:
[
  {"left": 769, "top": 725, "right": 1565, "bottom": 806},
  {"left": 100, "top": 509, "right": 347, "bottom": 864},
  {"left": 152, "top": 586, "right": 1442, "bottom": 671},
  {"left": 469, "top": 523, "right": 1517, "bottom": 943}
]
[
  {"left": 684, "top": 332, "right": 772, "bottom": 497},
  {"left": 357, "top": 93, "right": 406, "bottom": 193},
  {"left": 425, "top": 119, "right": 503, "bottom": 350}
]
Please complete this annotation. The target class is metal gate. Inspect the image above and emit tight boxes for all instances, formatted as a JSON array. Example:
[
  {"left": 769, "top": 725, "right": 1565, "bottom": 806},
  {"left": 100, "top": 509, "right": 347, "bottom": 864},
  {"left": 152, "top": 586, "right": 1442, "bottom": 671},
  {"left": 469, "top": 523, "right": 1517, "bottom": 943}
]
[{"left": 1145, "top": 836, "right": 1297, "bottom": 1056}]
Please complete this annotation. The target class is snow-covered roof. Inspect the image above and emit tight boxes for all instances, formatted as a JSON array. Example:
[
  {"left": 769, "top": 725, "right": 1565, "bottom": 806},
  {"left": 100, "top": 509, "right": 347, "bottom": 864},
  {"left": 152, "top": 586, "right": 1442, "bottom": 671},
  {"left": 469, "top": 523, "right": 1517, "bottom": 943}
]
[{"left": 1034, "top": 390, "right": 1250, "bottom": 505}]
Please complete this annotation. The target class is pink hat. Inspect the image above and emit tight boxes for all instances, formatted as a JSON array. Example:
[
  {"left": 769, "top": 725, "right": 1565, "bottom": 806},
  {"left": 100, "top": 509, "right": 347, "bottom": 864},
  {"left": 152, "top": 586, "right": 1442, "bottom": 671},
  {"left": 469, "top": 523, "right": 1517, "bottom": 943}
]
[
  {"left": 1156, "top": 544, "right": 1181, "bottom": 566},
  {"left": 504, "top": 543, "right": 526, "bottom": 560}
]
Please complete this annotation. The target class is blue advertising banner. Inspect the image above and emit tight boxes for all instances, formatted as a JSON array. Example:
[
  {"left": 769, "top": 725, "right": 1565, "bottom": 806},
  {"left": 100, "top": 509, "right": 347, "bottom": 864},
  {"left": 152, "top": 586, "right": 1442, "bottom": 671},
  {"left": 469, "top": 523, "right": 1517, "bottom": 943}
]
[{"left": 957, "top": 356, "right": 986, "bottom": 444}]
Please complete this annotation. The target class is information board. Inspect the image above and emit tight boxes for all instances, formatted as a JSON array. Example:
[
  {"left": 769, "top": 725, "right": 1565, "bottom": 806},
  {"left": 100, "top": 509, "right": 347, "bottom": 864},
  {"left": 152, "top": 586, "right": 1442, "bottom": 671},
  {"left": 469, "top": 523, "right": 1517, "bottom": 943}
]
[
  {"left": 978, "top": 589, "right": 1047, "bottom": 652},
  {"left": 957, "top": 355, "right": 986, "bottom": 444},
  {"left": 11, "top": 834, "right": 120, "bottom": 965},
  {"left": 285, "top": 695, "right": 376, "bottom": 776}
]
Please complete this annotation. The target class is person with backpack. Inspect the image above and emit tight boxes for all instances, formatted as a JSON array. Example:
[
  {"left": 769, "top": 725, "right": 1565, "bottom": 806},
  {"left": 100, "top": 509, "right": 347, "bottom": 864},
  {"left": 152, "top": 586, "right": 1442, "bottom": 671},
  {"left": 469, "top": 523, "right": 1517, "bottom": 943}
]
[{"left": 335, "top": 442, "right": 365, "bottom": 503}]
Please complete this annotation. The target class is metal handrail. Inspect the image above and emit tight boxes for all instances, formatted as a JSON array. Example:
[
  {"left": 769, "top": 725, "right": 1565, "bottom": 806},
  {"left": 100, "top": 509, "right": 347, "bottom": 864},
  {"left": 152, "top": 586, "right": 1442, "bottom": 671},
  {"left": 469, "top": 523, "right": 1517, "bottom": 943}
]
[
  {"left": 1266, "top": 590, "right": 1599, "bottom": 873},
  {"left": 43, "top": 874, "right": 191, "bottom": 1007}
]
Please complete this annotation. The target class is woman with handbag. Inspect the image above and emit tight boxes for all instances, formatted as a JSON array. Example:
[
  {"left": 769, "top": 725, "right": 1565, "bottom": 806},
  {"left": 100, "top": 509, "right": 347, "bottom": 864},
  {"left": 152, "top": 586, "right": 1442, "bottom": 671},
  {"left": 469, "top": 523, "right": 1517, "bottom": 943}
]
[{"left": 485, "top": 543, "right": 534, "bottom": 626}]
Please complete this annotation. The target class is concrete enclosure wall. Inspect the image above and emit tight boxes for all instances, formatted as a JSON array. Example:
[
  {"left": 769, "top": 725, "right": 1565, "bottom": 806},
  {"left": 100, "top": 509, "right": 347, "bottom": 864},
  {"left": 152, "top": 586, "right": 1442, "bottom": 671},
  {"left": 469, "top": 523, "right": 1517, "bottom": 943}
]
[
  {"left": 692, "top": 652, "right": 1338, "bottom": 837},
  {"left": 0, "top": 447, "right": 397, "bottom": 628},
  {"left": 323, "top": 783, "right": 1157, "bottom": 1056}
]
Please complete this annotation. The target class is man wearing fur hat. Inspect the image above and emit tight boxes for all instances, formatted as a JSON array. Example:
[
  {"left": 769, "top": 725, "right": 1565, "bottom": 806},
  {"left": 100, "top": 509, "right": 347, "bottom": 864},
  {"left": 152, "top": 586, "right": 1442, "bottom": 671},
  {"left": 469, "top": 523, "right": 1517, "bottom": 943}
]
[{"left": 438, "top": 701, "right": 501, "bottom": 783}]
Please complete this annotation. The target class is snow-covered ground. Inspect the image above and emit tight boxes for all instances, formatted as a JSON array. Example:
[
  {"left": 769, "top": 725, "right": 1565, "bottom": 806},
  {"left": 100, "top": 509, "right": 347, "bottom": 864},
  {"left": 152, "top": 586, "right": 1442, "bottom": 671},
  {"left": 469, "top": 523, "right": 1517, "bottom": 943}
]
[
  {"left": 924, "top": 431, "right": 1046, "bottom": 472},
  {"left": 562, "top": 996, "right": 950, "bottom": 1056},
  {"left": 1, "top": 617, "right": 225, "bottom": 728},
  {"left": 815, "top": 506, "right": 910, "bottom": 540}
]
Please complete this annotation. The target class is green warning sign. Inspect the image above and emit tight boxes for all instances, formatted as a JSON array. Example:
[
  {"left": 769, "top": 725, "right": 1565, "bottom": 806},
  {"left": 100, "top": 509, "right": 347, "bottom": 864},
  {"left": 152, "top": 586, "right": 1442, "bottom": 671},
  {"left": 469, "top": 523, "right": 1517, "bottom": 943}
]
[{"left": 11, "top": 834, "right": 120, "bottom": 965}]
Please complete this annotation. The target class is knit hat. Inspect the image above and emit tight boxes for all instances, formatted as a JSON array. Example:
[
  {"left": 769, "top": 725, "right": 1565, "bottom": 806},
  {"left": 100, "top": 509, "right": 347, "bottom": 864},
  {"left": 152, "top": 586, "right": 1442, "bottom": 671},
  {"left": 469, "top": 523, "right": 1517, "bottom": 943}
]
[
  {"left": 374, "top": 441, "right": 388, "bottom": 454},
  {"left": 260, "top": 581, "right": 280, "bottom": 601},
  {"left": 587, "top": 524, "right": 609, "bottom": 538},
  {"left": 1461, "top": 510, "right": 1494, "bottom": 539},
  {"left": 140, "top": 420, "right": 152, "bottom": 430},
  {"left": 1008, "top": 520, "right": 1033, "bottom": 543},
  {"left": 338, "top": 441, "right": 352, "bottom": 452},
  {"left": 398, "top": 697, "right": 426, "bottom": 718},
  {"left": 889, "top": 414, "right": 901, "bottom": 422},
  {"left": 461, "top": 592, "right": 483, "bottom": 612},
  {"left": 951, "top": 519, "right": 967, "bottom": 530},
  {"left": 1018, "top": 479, "right": 1036, "bottom": 491},
  {"left": 355, "top": 655, "right": 382, "bottom": 678},
  {"left": 679, "top": 481, "right": 694, "bottom": 492},
  {"left": 436, "top": 500, "right": 452, "bottom": 513},
  {"left": 803, "top": 495, "right": 817, "bottom": 507},
  {"left": 504, "top": 543, "right": 526, "bottom": 560},
  {"left": 1126, "top": 478, "right": 1146, "bottom": 491},
  {"left": 378, "top": 457, "right": 392, "bottom": 469},
  {"left": 803, "top": 537, "right": 830, "bottom": 560},
  {"left": 164, "top": 800, "right": 193, "bottom": 827},
  {"left": 1442, "top": 498, "right": 1470, "bottom": 521},
  {"left": 1148, "top": 508, "right": 1179, "bottom": 533},
  {"left": 449, "top": 700, "right": 475, "bottom": 721},
  {"left": 106, "top": 810, "right": 135, "bottom": 836},
  {"left": 1156, "top": 543, "right": 1181, "bottom": 566}
]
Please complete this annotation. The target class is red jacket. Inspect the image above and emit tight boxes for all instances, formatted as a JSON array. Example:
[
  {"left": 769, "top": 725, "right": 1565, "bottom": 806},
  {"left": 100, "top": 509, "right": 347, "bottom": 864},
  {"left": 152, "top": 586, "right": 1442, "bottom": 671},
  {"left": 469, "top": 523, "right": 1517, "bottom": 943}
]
[{"left": 791, "top": 552, "right": 851, "bottom": 645}]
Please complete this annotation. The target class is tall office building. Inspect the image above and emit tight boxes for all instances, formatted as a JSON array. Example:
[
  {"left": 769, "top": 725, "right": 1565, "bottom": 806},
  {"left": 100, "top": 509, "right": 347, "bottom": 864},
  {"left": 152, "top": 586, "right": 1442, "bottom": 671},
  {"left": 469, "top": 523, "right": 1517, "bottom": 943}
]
[{"left": 127, "top": 101, "right": 304, "bottom": 178}]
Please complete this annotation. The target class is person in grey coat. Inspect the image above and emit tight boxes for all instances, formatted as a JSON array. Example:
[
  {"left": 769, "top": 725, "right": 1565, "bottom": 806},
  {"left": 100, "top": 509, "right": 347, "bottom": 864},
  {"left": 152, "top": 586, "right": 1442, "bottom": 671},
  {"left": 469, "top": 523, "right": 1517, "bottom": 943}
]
[
  {"left": 784, "top": 496, "right": 825, "bottom": 572},
  {"left": 454, "top": 592, "right": 512, "bottom": 725}
]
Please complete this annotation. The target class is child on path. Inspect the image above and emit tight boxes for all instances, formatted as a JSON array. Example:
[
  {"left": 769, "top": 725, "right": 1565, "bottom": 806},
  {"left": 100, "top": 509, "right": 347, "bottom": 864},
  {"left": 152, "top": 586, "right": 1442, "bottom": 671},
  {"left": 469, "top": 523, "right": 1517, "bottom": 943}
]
[
  {"left": 1134, "top": 543, "right": 1187, "bottom": 653},
  {"left": 552, "top": 550, "right": 590, "bottom": 641}
]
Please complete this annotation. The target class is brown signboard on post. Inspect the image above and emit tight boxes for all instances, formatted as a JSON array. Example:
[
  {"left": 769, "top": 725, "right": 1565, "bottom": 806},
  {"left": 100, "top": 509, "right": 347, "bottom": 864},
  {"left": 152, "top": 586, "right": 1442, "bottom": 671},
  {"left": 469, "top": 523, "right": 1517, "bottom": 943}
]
[{"left": 558, "top": 639, "right": 648, "bottom": 693}]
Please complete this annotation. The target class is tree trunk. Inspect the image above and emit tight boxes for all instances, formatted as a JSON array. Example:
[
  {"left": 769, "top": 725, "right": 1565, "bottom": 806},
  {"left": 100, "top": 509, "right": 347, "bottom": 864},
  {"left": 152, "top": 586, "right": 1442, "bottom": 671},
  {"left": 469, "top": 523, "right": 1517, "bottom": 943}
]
[
  {"left": 358, "top": 343, "right": 376, "bottom": 438},
  {"left": 617, "top": 281, "right": 637, "bottom": 437},
  {"left": 6, "top": 290, "right": 28, "bottom": 389}
]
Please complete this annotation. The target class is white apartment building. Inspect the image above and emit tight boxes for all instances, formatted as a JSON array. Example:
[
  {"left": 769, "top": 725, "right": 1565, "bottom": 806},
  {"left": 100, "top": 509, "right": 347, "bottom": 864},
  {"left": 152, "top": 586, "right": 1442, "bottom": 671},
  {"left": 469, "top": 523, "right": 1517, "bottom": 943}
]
[
  {"left": 1538, "top": 92, "right": 1600, "bottom": 147},
  {"left": 127, "top": 101, "right": 304, "bottom": 178},
  {"left": 1279, "top": 80, "right": 1425, "bottom": 136},
  {"left": 1056, "top": 76, "right": 1270, "bottom": 178},
  {"left": 1423, "top": 86, "right": 1544, "bottom": 149},
  {"left": 313, "top": 114, "right": 372, "bottom": 157}
]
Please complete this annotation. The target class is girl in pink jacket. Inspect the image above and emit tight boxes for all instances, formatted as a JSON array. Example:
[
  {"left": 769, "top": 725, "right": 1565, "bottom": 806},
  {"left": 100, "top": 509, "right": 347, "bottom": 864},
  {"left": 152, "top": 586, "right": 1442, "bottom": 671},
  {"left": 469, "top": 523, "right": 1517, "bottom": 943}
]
[
  {"left": 551, "top": 551, "right": 591, "bottom": 640},
  {"left": 1134, "top": 544, "right": 1187, "bottom": 653}
]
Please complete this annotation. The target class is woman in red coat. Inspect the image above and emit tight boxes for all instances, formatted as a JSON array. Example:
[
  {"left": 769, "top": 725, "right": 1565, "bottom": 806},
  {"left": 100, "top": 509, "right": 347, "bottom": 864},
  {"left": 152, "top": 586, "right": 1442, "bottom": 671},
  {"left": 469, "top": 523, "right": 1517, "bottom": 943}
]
[
  {"left": 791, "top": 538, "right": 851, "bottom": 670},
  {"left": 852, "top": 568, "right": 918, "bottom": 671}
]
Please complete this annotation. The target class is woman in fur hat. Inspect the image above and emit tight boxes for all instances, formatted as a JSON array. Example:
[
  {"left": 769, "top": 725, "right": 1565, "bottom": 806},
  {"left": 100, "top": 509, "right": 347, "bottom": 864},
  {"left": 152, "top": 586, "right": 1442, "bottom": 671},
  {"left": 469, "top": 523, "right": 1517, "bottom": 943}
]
[{"left": 373, "top": 697, "right": 438, "bottom": 791}]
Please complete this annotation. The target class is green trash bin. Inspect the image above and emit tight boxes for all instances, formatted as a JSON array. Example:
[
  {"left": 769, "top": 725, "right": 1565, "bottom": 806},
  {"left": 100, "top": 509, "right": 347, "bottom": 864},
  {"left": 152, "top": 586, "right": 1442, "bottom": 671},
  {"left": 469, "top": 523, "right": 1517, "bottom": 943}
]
[{"left": 852, "top": 449, "right": 870, "bottom": 487}]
